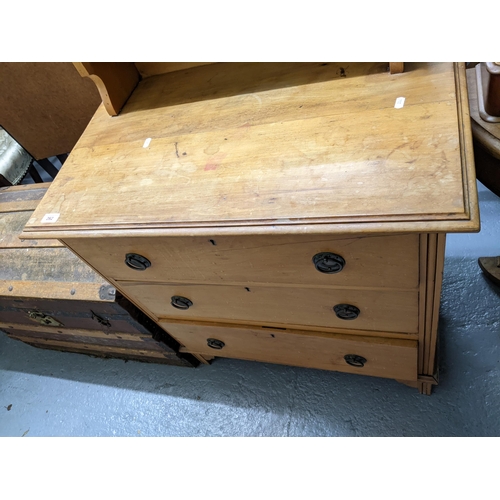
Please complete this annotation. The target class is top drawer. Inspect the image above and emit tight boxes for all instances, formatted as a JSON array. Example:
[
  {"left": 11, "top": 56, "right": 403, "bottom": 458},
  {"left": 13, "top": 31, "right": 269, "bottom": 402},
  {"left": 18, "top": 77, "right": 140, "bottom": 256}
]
[{"left": 64, "top": 233, "right": 419, "bottom": 289}]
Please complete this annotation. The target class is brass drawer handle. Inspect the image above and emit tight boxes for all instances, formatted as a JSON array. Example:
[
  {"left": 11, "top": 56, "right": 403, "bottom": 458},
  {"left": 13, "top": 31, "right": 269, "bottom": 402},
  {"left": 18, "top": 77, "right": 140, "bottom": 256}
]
[
  {"left": 344, "top": 354, "right": 367, "bottom": 367},
  {"left": 27, "top": 311, "right": 64, "bottom": 327},
  {"left": 312, "top": 252, "right": 345, "bottom": 274},
  {"left": 125, "top": 253, "right": 151, "bottom": 271},
  {"left": 207, "top": 338, "right": 225, "bottom": 350},
  {"left": 333, "top": 304, "right": 360, "bottom": 320},
  {"left": 171, "top": 296, "right": 193, "bottom": 310}
]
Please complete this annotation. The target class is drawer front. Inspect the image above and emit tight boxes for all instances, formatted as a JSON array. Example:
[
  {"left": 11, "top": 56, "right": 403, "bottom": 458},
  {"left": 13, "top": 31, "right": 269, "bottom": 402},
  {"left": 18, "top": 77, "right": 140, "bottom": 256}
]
[
  {"left": 121, "top": 283, "right": 419, "bottom": 334},
  {"left": 160, "top": 321, "right": 418, "bottom": 381},
  {"left": 64, "top": 233, "right": 419, "bottom": 289}
]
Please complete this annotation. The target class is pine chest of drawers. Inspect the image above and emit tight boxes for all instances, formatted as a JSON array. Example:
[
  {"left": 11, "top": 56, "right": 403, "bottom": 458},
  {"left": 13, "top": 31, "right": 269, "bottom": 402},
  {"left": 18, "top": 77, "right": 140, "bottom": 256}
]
[{"left": 22, "top": 62, "right": 479, "bottom": 394}]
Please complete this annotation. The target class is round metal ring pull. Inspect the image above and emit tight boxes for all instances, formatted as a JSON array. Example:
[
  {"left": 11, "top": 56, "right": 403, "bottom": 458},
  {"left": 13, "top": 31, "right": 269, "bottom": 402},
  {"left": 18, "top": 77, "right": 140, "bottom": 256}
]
[
  {"left": 312, "top": 252, "right": 345, "bottom": 274},
  {"left": 333, "top": 303, "right": 360, "bottom": 320},
  {"left": 207, "top": 338, "right": 225, "bottom": 350},
  {"left": 344, "top": 354, "right": 367, "bottom": 367},
  {"left": 171, "top": 296, "right": 193, "bottom": 310},
  {"left": 125, "top": 253, "right": 151, "bottom": 271}
]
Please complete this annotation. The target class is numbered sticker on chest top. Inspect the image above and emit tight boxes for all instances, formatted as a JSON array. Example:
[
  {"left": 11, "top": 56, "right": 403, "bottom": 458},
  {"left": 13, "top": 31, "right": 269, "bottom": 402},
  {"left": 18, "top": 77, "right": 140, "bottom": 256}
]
[
  {"left": 394, "top": 97, "right": 405, "bottom": 109},
  {"left": 41, "top": 213, "right": 60, "bottom": 223}
]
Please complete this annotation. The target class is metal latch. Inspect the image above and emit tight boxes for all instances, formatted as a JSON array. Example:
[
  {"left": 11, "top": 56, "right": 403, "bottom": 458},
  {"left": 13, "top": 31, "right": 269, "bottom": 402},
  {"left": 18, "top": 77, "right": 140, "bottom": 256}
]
[{"left": 27, "top": 311, "right": 64, "bottom": 327}]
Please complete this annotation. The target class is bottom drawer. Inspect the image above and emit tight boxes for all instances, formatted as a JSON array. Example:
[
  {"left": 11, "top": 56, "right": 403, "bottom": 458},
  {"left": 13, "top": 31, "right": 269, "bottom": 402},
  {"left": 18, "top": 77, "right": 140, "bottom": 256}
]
[{"left": 161, "top": 321, "right": 418, "bottom": 381}]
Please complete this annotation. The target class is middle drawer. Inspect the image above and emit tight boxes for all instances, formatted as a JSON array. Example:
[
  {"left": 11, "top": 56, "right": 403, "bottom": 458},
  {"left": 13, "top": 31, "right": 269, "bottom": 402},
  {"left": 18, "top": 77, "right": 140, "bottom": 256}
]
[{"left": 119, "top": 282, "right": 419, "bottom": 334}]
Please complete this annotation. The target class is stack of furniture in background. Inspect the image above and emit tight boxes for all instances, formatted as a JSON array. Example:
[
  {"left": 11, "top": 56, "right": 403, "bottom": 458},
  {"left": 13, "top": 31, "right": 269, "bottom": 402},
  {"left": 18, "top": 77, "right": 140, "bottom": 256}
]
[
  {"left": 0, "top": 63, "right": 197, "bottom": 367},
  {"left": 0, "top": 126, "right": 32, "bottom": 186},
  {"left": 0, "top": 183, "right": 198, "bottom": 366},
  {"left": 0, "top": 62, "right": 103, "bottom": 186},
  {"left": 467, "top": 63, "right": 500, "bottom": 286},
  {"left": 0, "top": 125, "right": 68, "bottom": 186}
]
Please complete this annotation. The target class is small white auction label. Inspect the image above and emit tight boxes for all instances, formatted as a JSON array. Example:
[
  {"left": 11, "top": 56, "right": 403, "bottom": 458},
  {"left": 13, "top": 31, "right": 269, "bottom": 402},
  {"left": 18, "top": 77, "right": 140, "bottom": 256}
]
[
  {"left": 41, "top": 213, "right": 60, "bottom": 223},
  {"left": 395, "top": 97, "right": 405, "bottom": 109}
]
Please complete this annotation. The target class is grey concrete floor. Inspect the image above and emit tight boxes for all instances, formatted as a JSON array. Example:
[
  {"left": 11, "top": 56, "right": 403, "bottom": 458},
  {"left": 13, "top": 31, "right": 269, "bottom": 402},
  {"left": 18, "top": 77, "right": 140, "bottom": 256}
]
[{"left": 0, "top": 181, "right": 499, "bottom": 437}]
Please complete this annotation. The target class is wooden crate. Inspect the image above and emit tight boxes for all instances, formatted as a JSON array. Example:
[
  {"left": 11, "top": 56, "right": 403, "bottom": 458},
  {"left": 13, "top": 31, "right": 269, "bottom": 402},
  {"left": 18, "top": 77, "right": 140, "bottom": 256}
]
[{"left": 0, "top": 183, "right": 198, "bottom": 367}]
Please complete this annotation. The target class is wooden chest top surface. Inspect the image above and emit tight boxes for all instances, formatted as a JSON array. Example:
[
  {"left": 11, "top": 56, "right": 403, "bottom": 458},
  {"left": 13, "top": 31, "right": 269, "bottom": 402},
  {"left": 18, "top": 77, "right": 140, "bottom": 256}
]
[{"left": 22, "top": 62, "right": 478, "bottom": 238}]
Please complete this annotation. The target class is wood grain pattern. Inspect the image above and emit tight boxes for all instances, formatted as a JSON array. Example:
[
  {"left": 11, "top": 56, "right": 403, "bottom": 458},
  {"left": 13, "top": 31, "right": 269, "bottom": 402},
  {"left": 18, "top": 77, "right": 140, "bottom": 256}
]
[
  {"left": 417, "top": 233, "right": 446, "bottom": 393},
  {"left": 0, "top": 200, "right": 42, "bottom": 213},
  {"left": 0, "top": 183, "right": 196, "bottom": 367},
  {"left": 1, "top": 213, "right": 61, "bottom": 249},
  {"left": 0, "top": 322, "right": 149, "bottom": 341},
  {"left": 4, "top": 329, "right": 163, "bottom": 352},
  {"left": 427, "top": 234, "right": 446, "bottom": 376},
  {"left": 0, "top": 184, "right": 61, "bottom": 248},
  {"left": 1, "top": 280, "right": 106, "bottom": 302},
  {"left": 17, "top": 340, "right": 187, "bottom": 365},
  {"left": 63, "top": 233, "right": 420, "bottom": 289},
  {"left": 454, "top": 66, "right": 478, "bottom": 228},
  {"left": 0, "top": 185, "right": 46, "bottom": 213},
  {"left": 423, "top": 234, "right": 438, "bottom": 376},
  {"left": 134, "top": 62, "right": 214, "bottom": 78},
  {"left": 14, "top": 62, "right": 481, "bottom": 392},
  {"left": 120, "top": 282, "right": 419, "bottom": 334},
  {"left": 418, "top": 234, "right": 428, "bottom": 374},
  {"left": 389, "top": 63, "right": 404, "bottom": 74},
  {"left": 0, "top": 183, "right": 110, "bottom": 301},
  {"left": 23, "top": 62, "right": 478, "bottom": 237},
  {"left": 163, "top": 320, "right": 418, "bottom": 380},
  {"left": 7, "top": 334, "right": 177, "bottom": 360}
]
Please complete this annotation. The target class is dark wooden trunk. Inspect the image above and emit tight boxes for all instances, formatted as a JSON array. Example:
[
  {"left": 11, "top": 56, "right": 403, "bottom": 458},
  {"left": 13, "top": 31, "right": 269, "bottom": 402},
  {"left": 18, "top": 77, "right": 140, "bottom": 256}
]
[{"left": 0, "top": 183, "right": 198, "bottom": 367}]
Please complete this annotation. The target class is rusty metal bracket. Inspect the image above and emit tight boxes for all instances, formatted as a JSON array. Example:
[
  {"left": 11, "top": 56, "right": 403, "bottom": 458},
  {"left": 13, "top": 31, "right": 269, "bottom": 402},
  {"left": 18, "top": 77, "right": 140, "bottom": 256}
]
[
  {"left": 98, "top": 284, "right": 116, "bottom": 301},
  {"left": 27, "top": 311, "right": 64, "bottom": 327}
]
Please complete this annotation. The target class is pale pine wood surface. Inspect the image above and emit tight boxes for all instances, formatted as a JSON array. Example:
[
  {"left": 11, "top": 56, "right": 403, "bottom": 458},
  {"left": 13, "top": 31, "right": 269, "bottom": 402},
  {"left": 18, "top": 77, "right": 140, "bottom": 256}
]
[
  {"left": 163, "top": 320, "right": 418, "bottom": 380},
  {"left": 427, "top": 234, "right": 446, "bottom": 375},
  {"left": 63, "top": 233, "right": 419, "bottom": 289},
  {"left": 1, "top": 280, "right": 105, "bottom": 302},
  {"left": 389, "top": 63, "right": 405, "bottom": 74},
  {"left": 121, "top": 282, "right": 418, "bottom": 333},
  {"left": 134, "top": 62, "right": 214, "bottom": 78},
  {"left": 417, "top": 233, "right": 446, "bottom": 381},
  {"left": 73, "top": 63, "right": 140, "bottom": 117},
  {"left": 24, "top": 62, "right": 477, "bottom": 236},
  {"left": 14, "top": 62, "right": 480, "bottom": 392}
]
